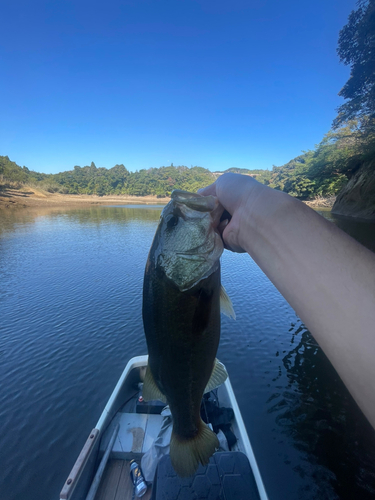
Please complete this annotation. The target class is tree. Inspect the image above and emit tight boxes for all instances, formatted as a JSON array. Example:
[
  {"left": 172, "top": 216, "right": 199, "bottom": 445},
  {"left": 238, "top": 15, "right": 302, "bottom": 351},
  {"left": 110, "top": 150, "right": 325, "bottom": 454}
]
[{"left": 334, "top": 0, "right": 375, "bottom": 130}]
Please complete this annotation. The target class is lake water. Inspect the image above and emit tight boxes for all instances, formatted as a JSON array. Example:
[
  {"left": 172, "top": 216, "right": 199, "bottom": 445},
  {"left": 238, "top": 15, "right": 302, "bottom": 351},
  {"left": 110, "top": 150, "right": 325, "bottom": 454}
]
[{"left": 1, "top": 205, "right": 375, "bottom": 500}]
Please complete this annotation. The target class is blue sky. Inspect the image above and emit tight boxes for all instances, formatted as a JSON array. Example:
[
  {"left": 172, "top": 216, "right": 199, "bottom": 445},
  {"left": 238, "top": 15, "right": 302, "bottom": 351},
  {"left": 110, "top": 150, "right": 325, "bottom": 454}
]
[{"left": 1, "top": 0, "right": 356, "bottom": 174}]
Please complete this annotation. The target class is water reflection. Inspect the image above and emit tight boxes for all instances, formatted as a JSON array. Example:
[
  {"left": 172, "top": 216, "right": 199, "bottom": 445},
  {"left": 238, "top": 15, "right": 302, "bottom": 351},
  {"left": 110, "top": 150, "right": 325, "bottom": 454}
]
[
  {"left": 50, "top": 206, "right": 162, "bottom": 229},
  {"left": 0, "top": 206, "right": 163, "bottom": 246},
  {"left": 0, "top": 205, "right": 162, "bottom": 228},
  {"left": 268, "top": 321, "right": 375, "bottom": 499},
  {"left": 1, "top": 204, "right": 375, "bottom": 500},
  {"left": 0, "top": 205, "right": 162, "bottom": 500}
]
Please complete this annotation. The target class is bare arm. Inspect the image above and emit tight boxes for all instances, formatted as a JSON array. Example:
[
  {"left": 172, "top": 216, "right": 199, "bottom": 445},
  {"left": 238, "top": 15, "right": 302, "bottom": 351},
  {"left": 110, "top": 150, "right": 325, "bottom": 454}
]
[{"left": 200, "top": 173, "right": 375, "bottom": 429}]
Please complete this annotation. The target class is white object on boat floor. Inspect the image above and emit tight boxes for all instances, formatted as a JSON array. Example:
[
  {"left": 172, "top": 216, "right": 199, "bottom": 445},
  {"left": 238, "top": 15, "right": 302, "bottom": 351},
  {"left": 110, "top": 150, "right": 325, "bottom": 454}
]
[{"left": 111, "top": 413, "right": 164, "bottom": 459}]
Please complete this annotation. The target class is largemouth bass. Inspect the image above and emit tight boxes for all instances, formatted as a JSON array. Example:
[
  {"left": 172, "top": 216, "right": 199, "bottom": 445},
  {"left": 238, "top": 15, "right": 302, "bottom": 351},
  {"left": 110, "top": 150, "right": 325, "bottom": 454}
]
[{"left": 142, "top": 189, "right": 234, "bottom": 477}]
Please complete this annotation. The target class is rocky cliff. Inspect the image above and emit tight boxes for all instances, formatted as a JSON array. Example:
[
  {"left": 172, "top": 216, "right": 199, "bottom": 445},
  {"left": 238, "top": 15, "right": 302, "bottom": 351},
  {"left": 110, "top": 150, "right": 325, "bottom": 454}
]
[{"left": 332, "top": 159, "right": 375, "bottom": 220}]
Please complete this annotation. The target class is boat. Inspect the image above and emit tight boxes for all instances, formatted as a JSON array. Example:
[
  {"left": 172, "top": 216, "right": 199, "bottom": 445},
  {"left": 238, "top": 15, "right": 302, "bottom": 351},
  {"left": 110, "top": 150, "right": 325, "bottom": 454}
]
[{"left": 60, "top": 355, "right": 268, "bottom": 500}]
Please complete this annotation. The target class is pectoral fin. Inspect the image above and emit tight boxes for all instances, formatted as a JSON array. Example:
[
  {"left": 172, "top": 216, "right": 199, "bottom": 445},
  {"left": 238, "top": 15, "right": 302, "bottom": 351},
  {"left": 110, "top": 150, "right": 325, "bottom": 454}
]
[
  {"left": 204, "top": 358, "right": 228, "bottom": 394},
  {"left": 142, "top": 366, "right": 167, "bottom": 403},
  {"left": 220, "top": 286, "right": 236, "bottom": 319}
]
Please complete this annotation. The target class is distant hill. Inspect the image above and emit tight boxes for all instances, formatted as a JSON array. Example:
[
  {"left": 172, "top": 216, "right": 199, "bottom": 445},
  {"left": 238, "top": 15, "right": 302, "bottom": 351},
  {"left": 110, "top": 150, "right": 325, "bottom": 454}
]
[
  {"left": 213, "top": 168, "right": 272, "bottom": 184},
  {"left": 0, "top": 157, "right": 273, "bottom": 197},
  {"left": 1, "top": 121, "right": 373, "bottom": 200},
  {"left": 0, "top": 158, "right": 218, "bottom": 197}
]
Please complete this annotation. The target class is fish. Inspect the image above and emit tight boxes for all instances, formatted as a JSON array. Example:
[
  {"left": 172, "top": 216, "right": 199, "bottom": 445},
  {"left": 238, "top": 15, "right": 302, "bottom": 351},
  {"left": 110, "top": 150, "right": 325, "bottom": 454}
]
[{"left": 142, "top": 189, "right": 235, "bottom": 477}]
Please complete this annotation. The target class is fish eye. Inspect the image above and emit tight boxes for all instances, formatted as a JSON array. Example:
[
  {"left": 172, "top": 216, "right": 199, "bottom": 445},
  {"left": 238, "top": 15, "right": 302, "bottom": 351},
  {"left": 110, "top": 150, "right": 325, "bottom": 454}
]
[{"left": 167, "top": 215, "right": 179, "bottom": 228}]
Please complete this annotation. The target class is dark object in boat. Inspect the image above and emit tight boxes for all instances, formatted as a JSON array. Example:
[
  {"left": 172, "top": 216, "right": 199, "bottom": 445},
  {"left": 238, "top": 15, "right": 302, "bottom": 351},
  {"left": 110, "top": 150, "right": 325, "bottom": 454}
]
[
  {"left": 150, "top": 452, "right": 261, "bottom": 500},
  {"left": 201, "top": 394, "right": 237, "bottom": 449}
]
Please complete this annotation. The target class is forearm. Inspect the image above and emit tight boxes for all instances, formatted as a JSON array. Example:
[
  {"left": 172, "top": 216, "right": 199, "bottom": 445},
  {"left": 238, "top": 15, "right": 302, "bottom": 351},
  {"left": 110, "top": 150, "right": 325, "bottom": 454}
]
[{"left": 240, "top": 187, "right": 375, "bottom": 428}]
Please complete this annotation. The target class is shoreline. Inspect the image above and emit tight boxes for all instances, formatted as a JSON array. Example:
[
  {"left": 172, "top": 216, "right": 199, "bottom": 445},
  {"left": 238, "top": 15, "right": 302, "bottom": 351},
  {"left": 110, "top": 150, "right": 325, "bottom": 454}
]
[
  {"left": 304, "top": 195, "right": 336, "bottom": 209},
  {"left": 0, "top": 186, "right": 335, "bottom": 210},
  {"left": 0, "top": 187, "right": 170, "bottom": 210}
]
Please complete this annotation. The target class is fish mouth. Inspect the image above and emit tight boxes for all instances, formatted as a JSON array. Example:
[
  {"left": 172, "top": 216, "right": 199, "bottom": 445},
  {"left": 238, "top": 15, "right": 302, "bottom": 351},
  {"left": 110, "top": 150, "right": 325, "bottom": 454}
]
[
  {"left": 171, "top": 190, "right": 224, "bottom": 229},
  {"left": 171, "top": 190, "right": 218, "bottom": 213}
]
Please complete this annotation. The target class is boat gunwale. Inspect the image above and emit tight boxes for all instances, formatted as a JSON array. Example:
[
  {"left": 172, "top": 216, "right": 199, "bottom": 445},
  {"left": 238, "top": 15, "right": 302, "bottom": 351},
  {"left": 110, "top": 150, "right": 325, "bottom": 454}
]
[{"left": 96, "top": 355, "right": 149, "bottom": 431}]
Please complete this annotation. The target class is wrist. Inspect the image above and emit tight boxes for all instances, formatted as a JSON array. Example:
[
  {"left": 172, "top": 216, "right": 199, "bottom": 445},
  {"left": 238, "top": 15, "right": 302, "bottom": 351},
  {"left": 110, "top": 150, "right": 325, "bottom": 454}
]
[{"left": 239, "top": 184, "right": 300, "bottom": 255}]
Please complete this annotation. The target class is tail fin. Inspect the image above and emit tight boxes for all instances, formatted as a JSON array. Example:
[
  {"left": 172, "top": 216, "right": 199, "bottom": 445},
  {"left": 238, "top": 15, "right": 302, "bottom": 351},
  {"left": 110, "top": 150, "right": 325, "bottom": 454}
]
[{"left": 170, "top": 420, "right": 219, "bottom": 477}]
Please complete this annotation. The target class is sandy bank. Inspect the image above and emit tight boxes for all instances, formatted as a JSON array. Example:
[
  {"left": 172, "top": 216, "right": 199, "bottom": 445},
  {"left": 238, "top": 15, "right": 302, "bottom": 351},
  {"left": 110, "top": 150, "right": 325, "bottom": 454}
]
[
  {"left": 0, "top": 187, "right": 170, "bottom": 210},
  {"left": 0, "top": 186, "right": 335, "bottom": 211}
]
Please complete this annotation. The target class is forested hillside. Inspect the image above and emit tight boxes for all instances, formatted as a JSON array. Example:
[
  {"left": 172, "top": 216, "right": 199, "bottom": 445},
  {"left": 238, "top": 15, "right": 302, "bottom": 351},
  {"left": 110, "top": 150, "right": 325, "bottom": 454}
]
[
  {"left": 52, "top": 163, "right": 218, "bottom": 197},
  {"left": 2, "top": 119, "right": 373, "bottom": 200},
  {"left": 0, "top": 158, "right": 219, "bottom": 197},
  {"left": 268, "top": 121, "right": 375, "bottom": 199},
  {"left": 0, "top": 156, "right": 48, "bottom": 186}
]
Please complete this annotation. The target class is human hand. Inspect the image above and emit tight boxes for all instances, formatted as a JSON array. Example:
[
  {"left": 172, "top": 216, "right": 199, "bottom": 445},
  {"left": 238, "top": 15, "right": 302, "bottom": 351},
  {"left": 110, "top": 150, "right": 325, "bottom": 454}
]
[{"left": 198, "top": 173, "right": 263, "bottom": 253}]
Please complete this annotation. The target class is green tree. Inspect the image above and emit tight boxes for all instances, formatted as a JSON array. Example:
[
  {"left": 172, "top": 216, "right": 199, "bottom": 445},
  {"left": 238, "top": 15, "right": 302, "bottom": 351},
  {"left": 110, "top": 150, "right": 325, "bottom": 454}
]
[{"left": 334, "top": 0, "right": 375, "bottom": 130}]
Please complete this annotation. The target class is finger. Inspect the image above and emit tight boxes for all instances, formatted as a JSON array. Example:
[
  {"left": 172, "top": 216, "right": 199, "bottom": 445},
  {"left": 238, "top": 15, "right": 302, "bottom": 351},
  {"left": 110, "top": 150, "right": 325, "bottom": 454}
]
[
  {"left": 216, "top": 219, "right": 236, "bottom": 252},
  {"left": 222, "top": 220, "right": 246, "bottom": 253},
  {"left": 197, "top": 182, "right": 217, "bottom": 197},
  {"left": 217, "top": 218, "right": 229, "bottom": 235}
]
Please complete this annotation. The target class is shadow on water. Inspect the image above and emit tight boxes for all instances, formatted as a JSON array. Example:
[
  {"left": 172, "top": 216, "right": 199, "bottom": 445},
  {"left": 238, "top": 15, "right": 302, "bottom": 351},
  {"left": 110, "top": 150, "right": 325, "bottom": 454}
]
[{"left": 268, "top": 321, "right": 375, "bottom": 499}]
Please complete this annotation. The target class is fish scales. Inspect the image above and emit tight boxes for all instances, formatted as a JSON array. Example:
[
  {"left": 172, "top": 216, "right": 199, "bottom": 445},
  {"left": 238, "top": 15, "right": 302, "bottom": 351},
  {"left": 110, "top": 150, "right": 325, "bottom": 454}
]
[{"left": 143, "top": 262, "right": 221, "bottom": 438}]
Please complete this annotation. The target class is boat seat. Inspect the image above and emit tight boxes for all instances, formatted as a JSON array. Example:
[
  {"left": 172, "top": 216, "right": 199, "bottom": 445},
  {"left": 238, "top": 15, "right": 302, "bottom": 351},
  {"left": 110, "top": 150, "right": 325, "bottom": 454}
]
[{"left": 150, "top": 451, "right": 261, "bottom": 500}]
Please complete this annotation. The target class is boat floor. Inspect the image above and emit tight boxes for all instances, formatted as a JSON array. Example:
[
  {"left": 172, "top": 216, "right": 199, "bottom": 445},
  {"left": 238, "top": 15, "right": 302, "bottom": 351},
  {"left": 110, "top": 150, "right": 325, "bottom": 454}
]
[{"left": 94, "top": 459, "right": 152, "bottom": 500}]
